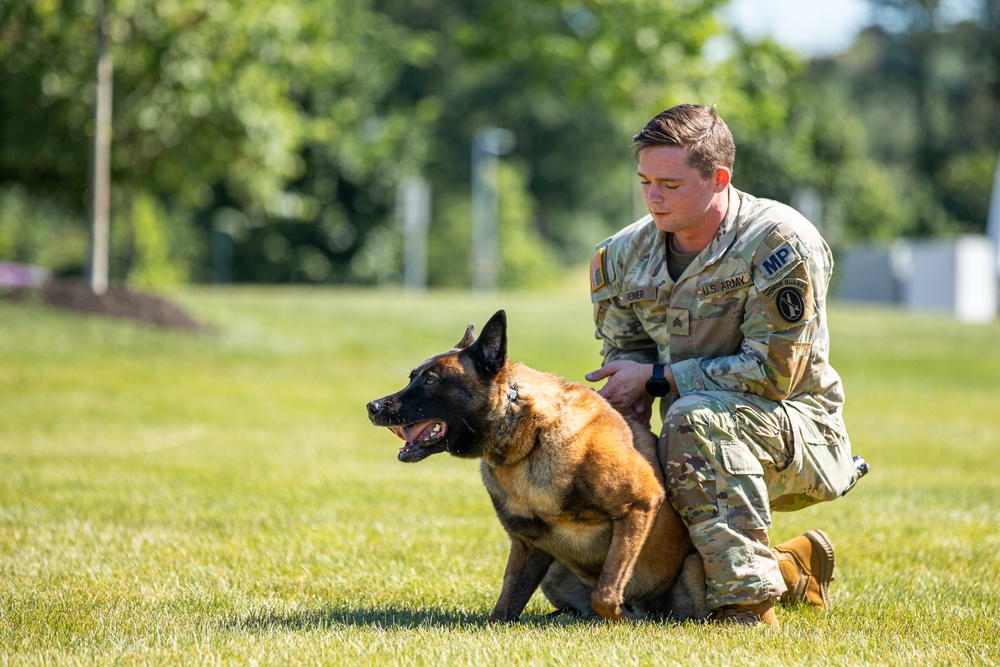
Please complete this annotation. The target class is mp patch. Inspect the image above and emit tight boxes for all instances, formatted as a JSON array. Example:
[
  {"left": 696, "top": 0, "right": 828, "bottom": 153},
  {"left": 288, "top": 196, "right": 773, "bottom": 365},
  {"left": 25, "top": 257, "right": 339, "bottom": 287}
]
[{"left": 759, "top": 242, "right": 800, "bottom": 280}]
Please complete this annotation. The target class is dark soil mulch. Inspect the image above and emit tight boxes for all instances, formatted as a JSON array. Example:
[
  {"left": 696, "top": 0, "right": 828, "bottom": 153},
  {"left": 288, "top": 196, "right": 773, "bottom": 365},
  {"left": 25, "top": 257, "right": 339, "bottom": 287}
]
[{"left": 2, "top": 277, "right": 206, "bottom": 332}]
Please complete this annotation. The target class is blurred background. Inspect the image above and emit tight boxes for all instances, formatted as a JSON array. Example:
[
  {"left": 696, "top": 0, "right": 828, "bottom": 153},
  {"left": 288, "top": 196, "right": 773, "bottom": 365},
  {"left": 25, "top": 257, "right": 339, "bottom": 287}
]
[{"left": 1, "top": 0, "right": 998, "bottom": 310}]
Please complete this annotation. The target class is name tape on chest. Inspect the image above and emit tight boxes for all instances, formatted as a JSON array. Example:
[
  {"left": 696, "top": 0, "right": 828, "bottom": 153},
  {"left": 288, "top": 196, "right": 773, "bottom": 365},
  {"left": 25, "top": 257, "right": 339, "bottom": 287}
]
[
  {"left": 619, "top": 286, "right": 656, "bottom": 305},
  {"left": 697, "top": 273, "right": 751, "bottom": 299}
]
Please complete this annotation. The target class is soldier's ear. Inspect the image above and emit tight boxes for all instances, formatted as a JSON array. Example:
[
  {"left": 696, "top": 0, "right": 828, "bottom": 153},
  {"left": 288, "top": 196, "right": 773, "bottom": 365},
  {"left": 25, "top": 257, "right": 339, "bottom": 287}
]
[
  {"left": 473, "top": 310, "right": 507, "bottom": 375},
  {"left": 714, "top": 167, "right": 731, "bottom": 192}
]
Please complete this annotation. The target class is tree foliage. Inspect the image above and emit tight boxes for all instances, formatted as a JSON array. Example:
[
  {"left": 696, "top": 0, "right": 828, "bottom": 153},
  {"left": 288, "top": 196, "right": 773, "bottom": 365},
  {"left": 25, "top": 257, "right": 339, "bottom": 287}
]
[
  {"left": 0, "top": 0, "right": 997, "bottom": 286},
  {"left": 807, "top": 0, "right": 1000, "bottom": 241}
]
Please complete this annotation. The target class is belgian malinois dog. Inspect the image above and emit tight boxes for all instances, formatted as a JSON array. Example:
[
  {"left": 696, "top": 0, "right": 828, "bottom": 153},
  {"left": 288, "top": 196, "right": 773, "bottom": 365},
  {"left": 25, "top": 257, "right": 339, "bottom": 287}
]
[{"left": 366, "top": 310, "right": 707, "bottom": 622}]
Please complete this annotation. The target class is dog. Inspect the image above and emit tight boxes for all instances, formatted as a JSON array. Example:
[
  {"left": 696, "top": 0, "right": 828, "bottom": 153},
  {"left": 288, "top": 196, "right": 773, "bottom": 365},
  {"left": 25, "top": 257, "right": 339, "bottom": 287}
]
[{"left": 366, "top": 310, "right": 707, "bottom": 622}]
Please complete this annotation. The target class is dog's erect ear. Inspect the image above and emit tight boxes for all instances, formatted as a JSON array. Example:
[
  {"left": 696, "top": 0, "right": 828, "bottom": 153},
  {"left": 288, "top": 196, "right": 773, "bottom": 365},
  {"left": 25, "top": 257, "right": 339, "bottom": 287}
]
[
  {"left": 456, "top": 323, "right": 476, "bottom": 349},
  {"left": 474, "top": 310, "right": 507, "bottom": 375}
]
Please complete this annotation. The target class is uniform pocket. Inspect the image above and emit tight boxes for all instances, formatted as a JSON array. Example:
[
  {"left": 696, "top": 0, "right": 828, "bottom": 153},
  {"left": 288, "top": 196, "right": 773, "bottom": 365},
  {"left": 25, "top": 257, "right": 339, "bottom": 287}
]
[
  {"left": 718, "top": 440, "right": 764, "bottom": 475},
  {"left": 715, "top": 440, "right": 770, "bottom": 530}
]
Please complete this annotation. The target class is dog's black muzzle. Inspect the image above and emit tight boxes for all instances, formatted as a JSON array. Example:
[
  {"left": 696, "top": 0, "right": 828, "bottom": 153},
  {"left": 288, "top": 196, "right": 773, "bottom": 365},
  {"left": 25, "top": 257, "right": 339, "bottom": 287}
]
[{"left": 366, "top": 398, "right": 391, "bottom": 424}]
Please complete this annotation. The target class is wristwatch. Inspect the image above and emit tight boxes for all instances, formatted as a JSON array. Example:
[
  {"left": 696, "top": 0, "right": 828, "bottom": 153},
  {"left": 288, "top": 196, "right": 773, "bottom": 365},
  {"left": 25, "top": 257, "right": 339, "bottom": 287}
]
[{"left": 645, "top": 363, "right": 671, "bottom": 397}]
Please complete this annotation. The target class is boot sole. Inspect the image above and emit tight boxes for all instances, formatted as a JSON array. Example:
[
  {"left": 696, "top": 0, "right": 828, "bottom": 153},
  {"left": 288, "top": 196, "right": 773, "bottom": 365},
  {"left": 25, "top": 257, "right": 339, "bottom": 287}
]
[{"left": 804, "top": 529, "right": 835, "bottom": 607}]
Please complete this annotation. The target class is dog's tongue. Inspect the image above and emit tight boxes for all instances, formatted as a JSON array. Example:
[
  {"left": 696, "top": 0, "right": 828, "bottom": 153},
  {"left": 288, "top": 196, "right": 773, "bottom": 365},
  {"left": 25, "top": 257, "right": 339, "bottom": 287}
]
[
  {"left": 389, "top": 420, "right": 440, "bottom": 444},
  {"left": 388, "top": 420, "right": 448, "bottom": 463}
]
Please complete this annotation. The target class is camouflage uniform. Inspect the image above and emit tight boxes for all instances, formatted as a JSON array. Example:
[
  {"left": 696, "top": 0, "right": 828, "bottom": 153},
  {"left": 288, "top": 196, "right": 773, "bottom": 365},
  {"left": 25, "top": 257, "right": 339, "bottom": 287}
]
[{"left": 590, "top": 187, "right": 855, "bottom": 610}]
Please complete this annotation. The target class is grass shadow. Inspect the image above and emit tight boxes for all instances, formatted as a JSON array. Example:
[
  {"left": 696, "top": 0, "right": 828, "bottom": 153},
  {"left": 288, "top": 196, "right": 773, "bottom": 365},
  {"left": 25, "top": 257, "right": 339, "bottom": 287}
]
[
  {"left": 227, "top": 604, "right": 691, "bottom": 633},
  {"left": 227, "top": 605, "right": 611, "bottom": 632}
]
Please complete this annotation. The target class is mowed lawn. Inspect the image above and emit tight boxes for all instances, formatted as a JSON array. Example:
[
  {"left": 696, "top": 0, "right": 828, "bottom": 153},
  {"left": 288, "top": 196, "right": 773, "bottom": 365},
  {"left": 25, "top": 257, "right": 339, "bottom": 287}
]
[{"left": 1, "top": 283, "right": 998, "bottom": 665}]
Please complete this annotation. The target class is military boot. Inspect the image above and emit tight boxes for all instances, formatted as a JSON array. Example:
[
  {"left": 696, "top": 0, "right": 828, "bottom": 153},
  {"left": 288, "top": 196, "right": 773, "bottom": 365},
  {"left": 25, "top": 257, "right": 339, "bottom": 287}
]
[
  {"left": 709, "top": 599, "right": 779, "bottom": 628},
  {"left": 773, "top": 529, "right": 835, "bottom": 608}
]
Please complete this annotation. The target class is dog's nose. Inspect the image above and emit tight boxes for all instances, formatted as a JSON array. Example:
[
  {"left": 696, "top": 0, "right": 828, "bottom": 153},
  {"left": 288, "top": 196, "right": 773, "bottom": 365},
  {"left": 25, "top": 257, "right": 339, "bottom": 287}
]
[{"left": 366, "top": 400, "right": 383, "bottom": 418}]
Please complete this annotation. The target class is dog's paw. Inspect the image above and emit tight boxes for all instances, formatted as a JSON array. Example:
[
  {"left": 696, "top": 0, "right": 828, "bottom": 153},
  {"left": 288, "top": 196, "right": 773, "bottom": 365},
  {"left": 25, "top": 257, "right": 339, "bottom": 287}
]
[{"left": 591, "top": 593, "right": 637, "bottom": 622}]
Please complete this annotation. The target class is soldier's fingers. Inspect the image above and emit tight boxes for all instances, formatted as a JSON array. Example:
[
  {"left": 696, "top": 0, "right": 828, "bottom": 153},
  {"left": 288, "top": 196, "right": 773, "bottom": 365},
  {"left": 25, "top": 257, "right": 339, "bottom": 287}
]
[{"left": 585, "top": 366, "right": 615, "bottom": 382}]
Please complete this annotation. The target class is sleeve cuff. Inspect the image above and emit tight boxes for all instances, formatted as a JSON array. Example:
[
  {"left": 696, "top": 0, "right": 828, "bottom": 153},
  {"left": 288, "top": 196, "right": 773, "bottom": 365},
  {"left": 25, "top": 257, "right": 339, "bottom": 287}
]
[{"left": 670, "top": 357, "right": 706, "bottom": 395}]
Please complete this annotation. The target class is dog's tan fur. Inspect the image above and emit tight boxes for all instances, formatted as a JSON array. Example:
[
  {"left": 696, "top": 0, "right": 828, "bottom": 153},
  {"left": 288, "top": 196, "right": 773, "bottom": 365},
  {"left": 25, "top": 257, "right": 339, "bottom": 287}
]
[{"left": 367, "top": 310, "right": 707, "bottom": 622}]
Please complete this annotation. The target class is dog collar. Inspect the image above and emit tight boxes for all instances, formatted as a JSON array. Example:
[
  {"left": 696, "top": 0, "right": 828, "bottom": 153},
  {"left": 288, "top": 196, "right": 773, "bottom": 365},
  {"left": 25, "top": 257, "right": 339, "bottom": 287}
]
[{"left": 499, "top": 382, "right": 519, "bottom": 433}]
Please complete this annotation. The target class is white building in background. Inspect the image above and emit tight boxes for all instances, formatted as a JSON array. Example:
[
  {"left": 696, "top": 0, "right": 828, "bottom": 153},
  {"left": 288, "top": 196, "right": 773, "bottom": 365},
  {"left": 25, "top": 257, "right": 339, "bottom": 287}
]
[
  {"left": 836, "top": 152, "right": 1000, "bottom": 323},
  {"left": 837, "top": 236, "right": 997, "bottom": 323},
  {"left": 897, "top": 236, "right": 997, "bottom": 324}
]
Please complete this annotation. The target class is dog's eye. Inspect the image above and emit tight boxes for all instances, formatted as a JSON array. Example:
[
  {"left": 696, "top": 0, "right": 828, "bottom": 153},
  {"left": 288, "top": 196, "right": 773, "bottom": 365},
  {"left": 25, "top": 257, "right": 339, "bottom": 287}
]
[{"left": 423, "top": 376, "right": 437, "bottom": 385}]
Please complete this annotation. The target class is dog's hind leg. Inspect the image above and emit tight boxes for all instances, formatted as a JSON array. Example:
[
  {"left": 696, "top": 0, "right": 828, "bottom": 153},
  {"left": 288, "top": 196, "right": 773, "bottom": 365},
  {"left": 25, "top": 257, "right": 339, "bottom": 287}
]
[
  {"left": 662, "top": 552, "right": 709, "bottom": 621},
  {"left": 540, "top": 562, "right": 594, "bottom": 616},
  {"left": 488, "top": 537, "right": 554, "bottom": 623}
]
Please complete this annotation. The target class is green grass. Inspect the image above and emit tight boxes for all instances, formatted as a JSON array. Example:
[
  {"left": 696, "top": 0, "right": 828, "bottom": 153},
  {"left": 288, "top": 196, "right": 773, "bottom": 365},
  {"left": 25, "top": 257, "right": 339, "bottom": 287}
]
[{"left": 2, "top": 283, "right": 999, "bottom": 665}]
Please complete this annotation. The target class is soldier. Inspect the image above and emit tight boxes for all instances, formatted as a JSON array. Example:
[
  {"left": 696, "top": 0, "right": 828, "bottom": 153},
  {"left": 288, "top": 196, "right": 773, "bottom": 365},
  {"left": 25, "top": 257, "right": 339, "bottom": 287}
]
[{"left": 586, "top": 104, "right": 855, "bottom": 627}]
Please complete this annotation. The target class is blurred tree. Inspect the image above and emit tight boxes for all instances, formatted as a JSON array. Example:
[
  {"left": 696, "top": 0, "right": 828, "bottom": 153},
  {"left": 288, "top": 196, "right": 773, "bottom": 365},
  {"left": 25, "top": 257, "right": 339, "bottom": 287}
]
[
  {"left": 0, "top": 0, "right": 424, "bottom": 284},
  {"left": 805, "top": 0, "right": 1000, "bottom": 240},
  {"left": 6, "top": 0, "right": 994, "bottom": 288},
  {"left": 370, "top": 0, "right": 726, "bottom": 284}
]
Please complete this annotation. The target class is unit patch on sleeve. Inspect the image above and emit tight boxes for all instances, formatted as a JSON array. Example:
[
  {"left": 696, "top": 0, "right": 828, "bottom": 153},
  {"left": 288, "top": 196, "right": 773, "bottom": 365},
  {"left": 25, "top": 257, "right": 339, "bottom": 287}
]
[
  {"left": 763, "top": 277, "right": 814, "bottom": 327},
  {"left": 759, "top": 242, "right": 800, "bottom": 280}
]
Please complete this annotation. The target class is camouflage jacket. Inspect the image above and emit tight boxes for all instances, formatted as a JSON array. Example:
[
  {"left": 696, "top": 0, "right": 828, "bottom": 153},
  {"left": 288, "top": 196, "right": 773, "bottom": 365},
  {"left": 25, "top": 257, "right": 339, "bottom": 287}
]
[{"left": 590, "top": 187, "right": 846, "bottom": 422}]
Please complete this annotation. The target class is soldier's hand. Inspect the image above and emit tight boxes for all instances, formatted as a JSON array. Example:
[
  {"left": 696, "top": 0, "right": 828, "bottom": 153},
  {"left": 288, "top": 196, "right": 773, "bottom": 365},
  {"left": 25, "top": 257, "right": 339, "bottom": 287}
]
[{"left": 585, "top": 361, "right": 655, "bottom": 420}]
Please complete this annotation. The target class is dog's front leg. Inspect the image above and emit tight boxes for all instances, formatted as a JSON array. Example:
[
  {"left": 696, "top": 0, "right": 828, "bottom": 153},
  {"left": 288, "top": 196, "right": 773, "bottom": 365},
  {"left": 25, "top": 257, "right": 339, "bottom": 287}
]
[
  {"left": 488, "top": 537, "right": 554, "bottom": 623},
  {"left": 591, "top": 501, "right": 660, "bottom": 621}
]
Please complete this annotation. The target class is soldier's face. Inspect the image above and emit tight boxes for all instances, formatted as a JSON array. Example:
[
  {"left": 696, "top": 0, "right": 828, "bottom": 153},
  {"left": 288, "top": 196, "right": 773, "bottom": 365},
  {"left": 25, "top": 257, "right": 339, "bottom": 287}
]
[{"left": 637, "top": 145, "right": 728, "bottom": 238}]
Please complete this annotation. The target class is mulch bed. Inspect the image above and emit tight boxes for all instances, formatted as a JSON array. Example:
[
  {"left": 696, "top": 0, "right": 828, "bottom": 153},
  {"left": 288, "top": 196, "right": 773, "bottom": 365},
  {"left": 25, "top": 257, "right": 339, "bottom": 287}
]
[{"left": 2, "top": 277, "right": 206, "bottom": 332}]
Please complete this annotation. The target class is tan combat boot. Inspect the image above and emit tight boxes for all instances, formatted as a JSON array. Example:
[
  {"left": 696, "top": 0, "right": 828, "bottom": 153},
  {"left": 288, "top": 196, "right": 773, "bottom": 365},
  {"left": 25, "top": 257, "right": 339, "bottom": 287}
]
[
  {"left": 773, "top": 529, "right": 836, "bottom": 608},
  {"left": 709, "top": 599, "right": 779, "bottom": 628}
]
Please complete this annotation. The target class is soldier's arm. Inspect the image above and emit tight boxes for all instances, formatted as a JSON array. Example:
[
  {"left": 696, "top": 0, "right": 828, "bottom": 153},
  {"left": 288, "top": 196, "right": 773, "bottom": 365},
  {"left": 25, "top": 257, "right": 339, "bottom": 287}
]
[
  {"left": 671, "top": 231, "right": 829, "bottom": 401},
  {"left": 590, "top": 242, "right": 658, "bottom": 367}
]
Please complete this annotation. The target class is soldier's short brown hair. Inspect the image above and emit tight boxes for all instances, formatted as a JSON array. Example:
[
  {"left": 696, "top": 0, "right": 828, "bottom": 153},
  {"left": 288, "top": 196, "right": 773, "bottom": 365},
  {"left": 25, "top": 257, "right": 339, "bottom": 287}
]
[{"left": 632, "top": 104, "right": 735, "bottom": 179}]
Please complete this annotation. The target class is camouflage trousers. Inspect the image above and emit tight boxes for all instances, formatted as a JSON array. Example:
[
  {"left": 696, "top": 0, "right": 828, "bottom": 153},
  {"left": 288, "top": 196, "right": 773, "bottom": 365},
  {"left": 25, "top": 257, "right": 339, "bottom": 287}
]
[{"left": 657, "top": 391, "right": 854, "bottom": 610}]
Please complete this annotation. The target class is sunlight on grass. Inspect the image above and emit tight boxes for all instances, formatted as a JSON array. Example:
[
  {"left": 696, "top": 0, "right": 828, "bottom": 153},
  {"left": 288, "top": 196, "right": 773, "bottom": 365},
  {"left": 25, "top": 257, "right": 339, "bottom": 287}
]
[{"left": 2, "top": 286, "right": 999, "bottom": 665}]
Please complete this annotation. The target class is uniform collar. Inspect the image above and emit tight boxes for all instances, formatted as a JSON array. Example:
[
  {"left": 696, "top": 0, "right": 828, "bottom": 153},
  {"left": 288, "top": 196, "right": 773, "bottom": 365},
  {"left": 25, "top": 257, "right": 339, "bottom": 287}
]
[{"left": 698, "top": 186, "right": 743, "bottom": 268}]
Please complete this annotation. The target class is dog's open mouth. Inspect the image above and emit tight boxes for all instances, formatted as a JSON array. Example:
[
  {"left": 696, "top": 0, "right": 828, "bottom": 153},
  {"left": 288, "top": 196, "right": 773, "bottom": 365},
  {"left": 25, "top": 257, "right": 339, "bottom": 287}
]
[{"left": 388, "top": 420, "right": 448, "bottom": 463}]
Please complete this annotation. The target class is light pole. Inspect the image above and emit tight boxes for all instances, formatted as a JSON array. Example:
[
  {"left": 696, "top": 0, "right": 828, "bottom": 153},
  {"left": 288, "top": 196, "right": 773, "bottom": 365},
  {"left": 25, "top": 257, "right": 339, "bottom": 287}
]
[
  {"left": 398, "top": 175, "right": 431, "bottom": 291},
  {"left": 88, "top": 0, "right": 112, "bottom": 295},
  {"left": 471, "top": 127, "right": 515, "bottom": 292},
  {"left": 987, "top": 146, "right": 1000, "bottom": 309}
]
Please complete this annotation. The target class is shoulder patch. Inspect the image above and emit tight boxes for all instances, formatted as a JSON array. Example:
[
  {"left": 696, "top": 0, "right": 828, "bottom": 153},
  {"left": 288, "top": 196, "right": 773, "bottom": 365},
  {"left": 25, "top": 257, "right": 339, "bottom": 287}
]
[
  {"left": 590, "top": 246, "right": 607, "bottom": 292},
  {"left": 758, "top": 241, "right": 800, "bottom": 280},
  {"left": 590, "top": 245, "right": 616, "bottom": 292},
  {"left": 763, "top": 276, "right": 814, "bottom": 327}
]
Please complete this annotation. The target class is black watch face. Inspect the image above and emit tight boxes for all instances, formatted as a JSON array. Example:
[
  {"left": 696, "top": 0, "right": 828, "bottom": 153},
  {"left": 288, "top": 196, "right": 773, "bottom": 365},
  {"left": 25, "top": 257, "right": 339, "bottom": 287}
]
[{"left": 646, "top": 379, "right": 668, "bottom": 397}]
